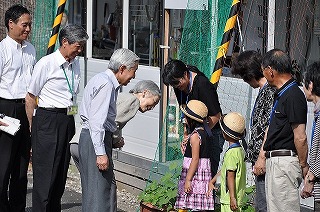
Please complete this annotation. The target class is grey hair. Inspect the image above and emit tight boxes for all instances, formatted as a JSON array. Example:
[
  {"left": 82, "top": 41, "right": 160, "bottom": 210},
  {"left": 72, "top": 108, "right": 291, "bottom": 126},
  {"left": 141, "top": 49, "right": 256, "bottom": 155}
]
[
  {"left": 58, "top": 24, "right": 89, "bottom": 46},
  {"left": 129, "top": 80, "right": 161, "bottom": 97},
  {"left": 108, "top": 48, "right": 140, "bottom": 72}
]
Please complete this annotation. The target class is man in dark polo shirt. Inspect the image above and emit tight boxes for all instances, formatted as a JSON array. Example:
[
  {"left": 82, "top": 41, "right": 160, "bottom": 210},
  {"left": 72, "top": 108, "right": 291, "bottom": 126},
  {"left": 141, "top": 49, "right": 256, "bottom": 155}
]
[{"left": 256, "top": 49, "right": 308, "bottom": 212}]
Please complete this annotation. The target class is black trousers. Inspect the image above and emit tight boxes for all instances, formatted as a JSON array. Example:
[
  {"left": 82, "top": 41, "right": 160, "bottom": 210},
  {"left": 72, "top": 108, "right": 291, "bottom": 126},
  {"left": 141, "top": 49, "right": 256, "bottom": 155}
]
[
  {"left": 0, "top": 99, "right": 31, "bottom": 212},
  {"left": 31, "top": 108, "right": 75, "bottom": 212},
  {"left": 210, "top": 128, "right": 224, "bottom": 177}
]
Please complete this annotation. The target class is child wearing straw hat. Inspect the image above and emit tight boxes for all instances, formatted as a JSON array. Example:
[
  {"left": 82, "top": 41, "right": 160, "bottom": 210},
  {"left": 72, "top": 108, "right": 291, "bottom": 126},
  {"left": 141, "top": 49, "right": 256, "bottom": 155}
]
[
  {"left": 174, "top": 100, "right": 215, "bottom": 211},
  {"left": 207, "top": 112, "right": 246, "bottom": 212}
]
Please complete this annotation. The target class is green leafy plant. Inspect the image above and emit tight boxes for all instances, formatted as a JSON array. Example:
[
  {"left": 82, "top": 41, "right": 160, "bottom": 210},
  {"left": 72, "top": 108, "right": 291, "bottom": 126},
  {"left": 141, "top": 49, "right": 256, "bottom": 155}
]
[
  {"left": 138, "top": 162, "right": 182, "bottom": 211},
  {"left": 241, "top": 185, "right": 255, "bottom": 212}
]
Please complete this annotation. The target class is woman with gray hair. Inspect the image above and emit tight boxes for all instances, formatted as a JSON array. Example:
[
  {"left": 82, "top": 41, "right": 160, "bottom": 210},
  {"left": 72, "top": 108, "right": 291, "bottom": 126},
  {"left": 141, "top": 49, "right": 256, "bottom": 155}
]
[
  {"left": 112, "top": 80, "right": 161, "bottom": 146},
  {"left": 25, "top": 24, "right": 88, "bottom": 211},
  {"left": 70, "top": 80, "right": 161, "bottom": 211}
]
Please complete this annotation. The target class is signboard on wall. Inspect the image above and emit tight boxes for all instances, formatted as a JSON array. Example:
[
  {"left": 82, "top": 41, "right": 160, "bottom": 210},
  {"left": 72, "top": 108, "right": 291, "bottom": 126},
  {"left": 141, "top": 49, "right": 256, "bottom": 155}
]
[{"left": 164, "top": 0, "right": 208, "bottom": 10}]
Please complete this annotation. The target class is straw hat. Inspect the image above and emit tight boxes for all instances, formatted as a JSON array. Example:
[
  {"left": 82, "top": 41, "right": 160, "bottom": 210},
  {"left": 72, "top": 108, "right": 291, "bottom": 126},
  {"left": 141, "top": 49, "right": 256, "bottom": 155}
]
[
  {"left": 180, "top": 100, "right": 208, "bottom": 123},
  {"left": 219, "top": 112, "right": 246, "bottom": 140}
]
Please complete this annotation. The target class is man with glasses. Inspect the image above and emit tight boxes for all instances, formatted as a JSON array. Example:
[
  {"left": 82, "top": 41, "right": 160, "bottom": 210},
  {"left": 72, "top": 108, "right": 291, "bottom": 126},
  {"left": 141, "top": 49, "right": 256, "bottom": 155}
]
[
  {"left": 259, "top": 49, "right": 308, "bottom": 212},
  {"left": 25, "top": 25, "right": 88, "bottom": 211},
  {"left": 0, "top": 5, "right": 36, "bottom": 212}
]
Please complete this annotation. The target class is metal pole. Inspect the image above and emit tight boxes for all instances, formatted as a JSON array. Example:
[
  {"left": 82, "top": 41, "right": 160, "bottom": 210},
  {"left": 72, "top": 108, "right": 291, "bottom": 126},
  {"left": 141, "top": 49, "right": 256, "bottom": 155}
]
[
  {"left": 267, "top": 0, "right": 275, "bottom": 51},
  {"left": 82, "top": 0, "right": 88, "bottom": 86}
]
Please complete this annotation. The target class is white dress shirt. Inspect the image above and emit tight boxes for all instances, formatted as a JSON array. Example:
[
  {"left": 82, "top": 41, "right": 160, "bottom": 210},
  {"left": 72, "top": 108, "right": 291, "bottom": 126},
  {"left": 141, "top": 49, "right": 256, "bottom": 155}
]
[
  {"left": 0, "top": 35, "right": 36, "bottom": 99},
  {"left": 28, "top": 49, "right": 80, "bottom": 108},
  {"left": 79, "top": 69, "right": 120, "bottom": 155}
]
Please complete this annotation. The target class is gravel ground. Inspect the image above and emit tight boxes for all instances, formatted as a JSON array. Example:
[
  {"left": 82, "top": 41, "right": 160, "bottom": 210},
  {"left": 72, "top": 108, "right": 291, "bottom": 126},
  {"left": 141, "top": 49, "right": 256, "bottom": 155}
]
[
  {"left": 66, "top": 164, "right": 141, "bottom": 212},
  {"left": 27, "top": 164, "right": 140, "bottom": 212}
]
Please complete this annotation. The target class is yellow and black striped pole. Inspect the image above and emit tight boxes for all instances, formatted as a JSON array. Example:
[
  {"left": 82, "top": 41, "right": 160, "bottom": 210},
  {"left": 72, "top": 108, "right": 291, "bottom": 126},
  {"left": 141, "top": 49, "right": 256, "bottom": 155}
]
[
  {"left": 47, "top": 0, "right": 67, "bottom": 55},
  {"left": 210, "top": 0, "right": 240, "bottom": 85}
]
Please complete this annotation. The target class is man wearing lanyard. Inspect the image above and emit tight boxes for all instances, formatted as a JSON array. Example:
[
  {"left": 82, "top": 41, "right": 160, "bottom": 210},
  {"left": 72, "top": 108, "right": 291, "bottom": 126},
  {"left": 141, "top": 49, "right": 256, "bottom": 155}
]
[
  {"left": 0, "top": 5, "right": 36, "bottom": 212},
  {"left": 78, "top": 48, "right": 139, "bottom": 211},
  {"left": 25, "top": 25, "right": 88, "bottom": 211},
  {"left": 256, "top": 49, "right": 308, "bottom": 212},
  {"left": 231, "top": 50, "right": 275, "bottom": 212}
]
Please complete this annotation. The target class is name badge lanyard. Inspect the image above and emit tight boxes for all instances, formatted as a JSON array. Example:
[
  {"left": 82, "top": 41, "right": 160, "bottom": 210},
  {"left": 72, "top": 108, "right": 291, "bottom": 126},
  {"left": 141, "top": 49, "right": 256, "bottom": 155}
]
[
  {"left": 269, "top": 81, "right": 297, "bottom": 124},
  {"left": 250, "top": 82, "right": 268, "bottom": 127},
  {"left": 61, "top": 65, "right": 76, "bottom": 105},
  {"left": 180, "top": 71, "right": 193, "bottom": 120},
  {"left": 310, "top": 111, "right": 320, "bottom": 150}
]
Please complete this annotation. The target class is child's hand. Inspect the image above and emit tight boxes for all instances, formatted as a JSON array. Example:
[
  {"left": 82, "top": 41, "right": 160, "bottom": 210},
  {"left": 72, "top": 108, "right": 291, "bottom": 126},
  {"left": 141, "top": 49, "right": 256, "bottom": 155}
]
[
  {"left": 230, "top": 197, "right": 238, "bottom": 211},
  {"left": 206, "top": 180, "right": 217, "bottom": 197},
  {"left": 184, "top": 180, "right": 192, "bottom": 193}
]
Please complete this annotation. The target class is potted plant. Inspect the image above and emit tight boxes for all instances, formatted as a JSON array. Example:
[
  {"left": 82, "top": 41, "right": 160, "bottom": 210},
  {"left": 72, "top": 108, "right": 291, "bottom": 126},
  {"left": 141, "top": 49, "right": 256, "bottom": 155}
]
[{"left": 138, "top": 162, "right": 181, "bottom": 212}]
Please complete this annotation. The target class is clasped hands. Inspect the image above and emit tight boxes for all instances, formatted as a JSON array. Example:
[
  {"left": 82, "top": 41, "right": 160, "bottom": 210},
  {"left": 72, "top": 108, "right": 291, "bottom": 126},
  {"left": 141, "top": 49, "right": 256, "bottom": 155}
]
[
  {"left": 301, "top": 170, "right": 315, "bottom": 199},
  {"left": 96, "top": 154, "right": 109, "bottom": 171}
]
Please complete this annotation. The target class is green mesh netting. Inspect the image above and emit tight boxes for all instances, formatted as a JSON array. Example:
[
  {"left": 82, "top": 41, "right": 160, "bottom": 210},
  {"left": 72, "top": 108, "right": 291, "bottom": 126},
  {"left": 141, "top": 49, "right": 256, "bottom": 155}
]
[
  {"left": 30, "top": 0, "right": 56, "bottom": 60},
  {"left": 178, "top": 0, "right": 233, "bottom": 78}
]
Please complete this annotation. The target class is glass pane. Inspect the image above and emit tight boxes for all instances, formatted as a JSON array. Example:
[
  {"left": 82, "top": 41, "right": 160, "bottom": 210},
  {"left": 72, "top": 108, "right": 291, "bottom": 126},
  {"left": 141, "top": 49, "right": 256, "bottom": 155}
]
[
  {"left": 129, "top": 0, "right": 160, "bottom": 66},
  {"left": 66, "top": 0, "right": 82, "bottom": 26},
  {"left": 92, "top": 0, "right": 122, "bottom": 60}
]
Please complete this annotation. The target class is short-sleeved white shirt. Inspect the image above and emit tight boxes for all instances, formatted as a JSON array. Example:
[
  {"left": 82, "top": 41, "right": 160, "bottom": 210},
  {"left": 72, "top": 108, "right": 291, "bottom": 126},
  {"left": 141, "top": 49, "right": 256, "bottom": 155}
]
[
  {"left": 0, "top": 35, "right": 36, "bottom": 99},
  {"left": 28, "top": 49, "right": 80, "bottom": 108}
]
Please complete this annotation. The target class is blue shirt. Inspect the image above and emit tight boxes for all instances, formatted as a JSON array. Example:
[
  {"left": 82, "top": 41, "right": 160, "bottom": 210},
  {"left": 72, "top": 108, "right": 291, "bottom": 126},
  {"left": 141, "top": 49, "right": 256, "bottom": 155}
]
[{"left": 79, "top": 69, "right": 120, "bottom": 155}]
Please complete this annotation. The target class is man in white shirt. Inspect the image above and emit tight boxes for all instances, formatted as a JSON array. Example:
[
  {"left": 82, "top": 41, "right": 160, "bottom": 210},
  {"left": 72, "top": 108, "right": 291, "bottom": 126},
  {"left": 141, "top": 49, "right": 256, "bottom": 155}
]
[
  {"left": 78, "top": 48, "right": 139, "bottom": 211},
  {"left": 25, "top": 25, "right": 88, "bottom": 212},
  {"left": 0, "top": 5, "right": 36, "bottom": 212}
]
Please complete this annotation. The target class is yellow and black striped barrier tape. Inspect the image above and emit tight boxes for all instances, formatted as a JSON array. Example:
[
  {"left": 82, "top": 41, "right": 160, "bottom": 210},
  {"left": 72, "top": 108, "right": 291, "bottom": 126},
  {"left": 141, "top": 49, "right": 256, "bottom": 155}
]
[
  {"left": 47, "top": 0, "right": 67, "bottom": 55},
  {"left": 210, "top": 0, "right": 240, "bottom": 85}
]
